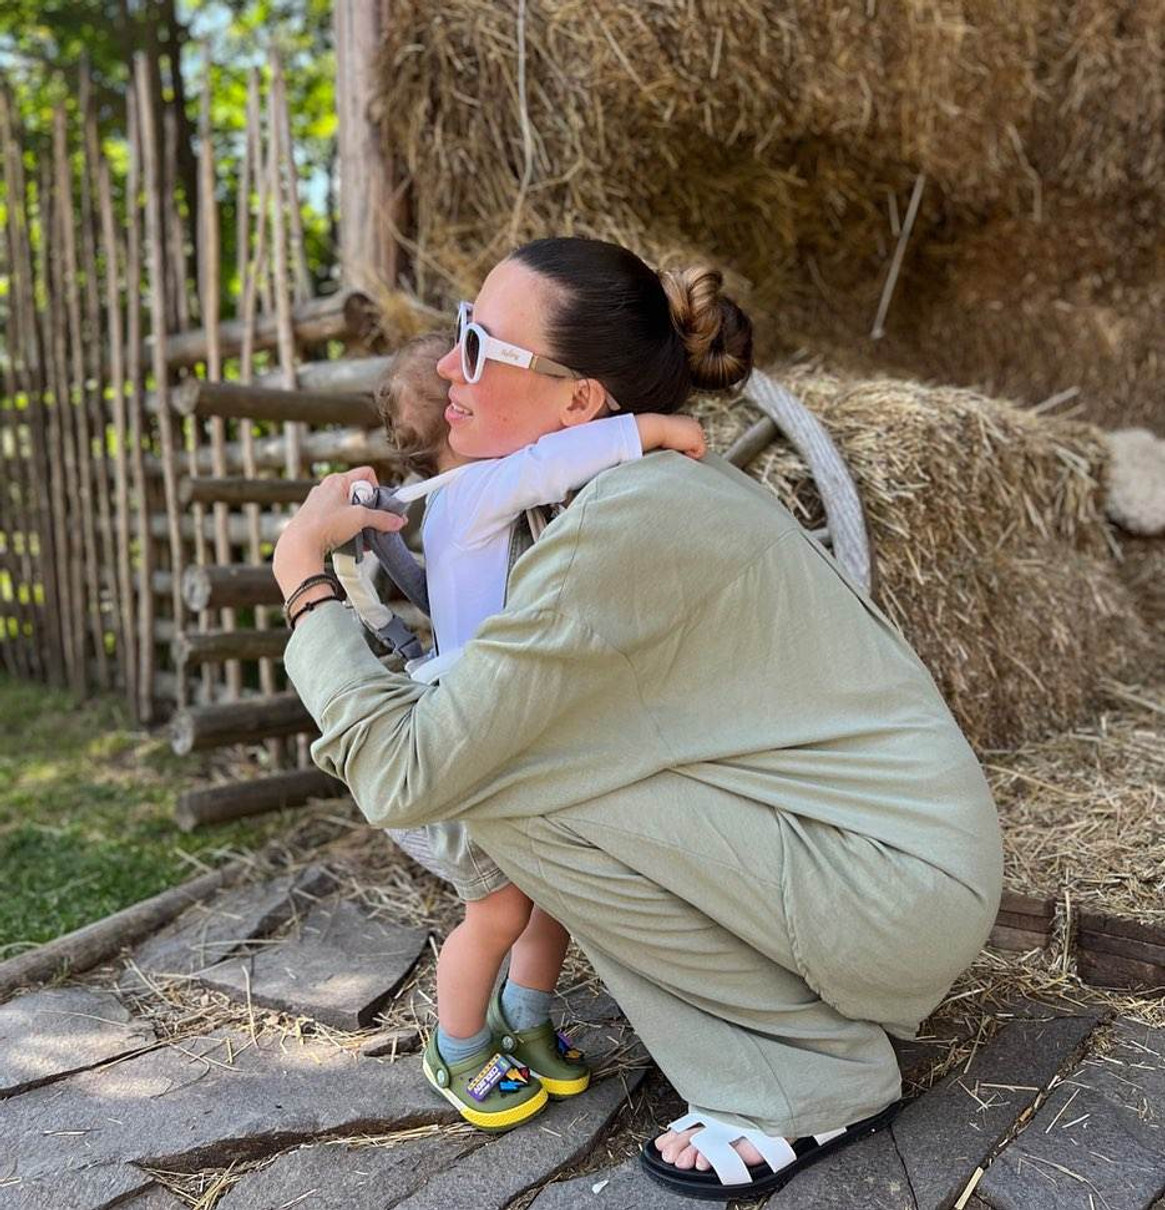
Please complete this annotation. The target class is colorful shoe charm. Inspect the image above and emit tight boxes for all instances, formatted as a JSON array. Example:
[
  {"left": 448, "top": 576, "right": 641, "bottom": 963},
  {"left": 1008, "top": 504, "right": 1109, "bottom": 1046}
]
[
  {"left": 422, "top": 1032, "right": 548, "bottom": 1132},
  {"left": 486, "top": 987, "right": 592, "bottom": 1099}
]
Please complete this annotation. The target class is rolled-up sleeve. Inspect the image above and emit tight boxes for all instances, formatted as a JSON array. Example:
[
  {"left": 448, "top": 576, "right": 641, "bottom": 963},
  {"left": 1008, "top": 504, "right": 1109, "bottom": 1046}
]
[{"left": 283, "top": 598, "right": 665, "bottom": 829}]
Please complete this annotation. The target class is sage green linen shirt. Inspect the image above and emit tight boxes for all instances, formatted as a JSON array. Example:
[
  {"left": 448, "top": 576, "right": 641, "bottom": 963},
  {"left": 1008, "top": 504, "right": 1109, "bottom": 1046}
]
[{"left": 285, "top": 450, "right": 1001, "bottom": 903}]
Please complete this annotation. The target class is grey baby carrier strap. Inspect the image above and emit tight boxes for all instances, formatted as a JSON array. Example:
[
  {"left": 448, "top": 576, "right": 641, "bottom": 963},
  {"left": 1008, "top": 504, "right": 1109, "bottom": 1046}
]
[{"left": 333, "top": 485, "right": 429, "bottom": 660}]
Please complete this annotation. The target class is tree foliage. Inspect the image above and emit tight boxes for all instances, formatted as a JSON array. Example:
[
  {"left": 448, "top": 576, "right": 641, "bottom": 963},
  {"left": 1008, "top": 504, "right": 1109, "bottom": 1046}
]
[{"left": 0, "top": 0, "right": 337, "bottom": 299}]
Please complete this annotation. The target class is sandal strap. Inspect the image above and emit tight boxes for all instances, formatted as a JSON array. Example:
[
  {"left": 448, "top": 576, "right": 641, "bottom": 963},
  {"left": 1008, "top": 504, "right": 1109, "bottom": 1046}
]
[{"left": 664, "top": 1112, "right": 798, "bottom": 1187}]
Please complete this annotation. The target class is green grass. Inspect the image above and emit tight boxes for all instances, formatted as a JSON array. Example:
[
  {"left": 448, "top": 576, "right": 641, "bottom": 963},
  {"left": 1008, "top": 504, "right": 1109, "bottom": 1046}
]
[{"left": 0, "top": 676, "right": 291, "bottom": 954}]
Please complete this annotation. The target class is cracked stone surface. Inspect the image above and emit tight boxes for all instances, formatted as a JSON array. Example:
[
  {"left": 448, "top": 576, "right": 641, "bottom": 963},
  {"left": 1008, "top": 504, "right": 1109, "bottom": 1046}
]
[
  {"left": 768, "top": 1123, "right": 916, "bottom": 1209},
  {"left": 117, "top": 1186, "right": 189, "bottom": 1208},
  {"left": 118, "top": 866, "right": 335, "bottom": 993},
  {"left": 216, "top": 1132, "right": 473, "bottom": 1209},
  {"left": 196, "top": 899, "right": 429, "bottom": 1029},
  {"left": 0, "top": 1030, "right": 451, "bottom": 1209},
  {"left": 979, "top": 1020, "right": 1165, "bottom": 1210},
  {"left": 529, "top": 1156, "right": 696, "bottom": 1209},
  {"left": 891, "top": 1011, "right": 1104, "bottom": 1210},
  {"left": 394, "top": 1068, "right": 647, "bottom": 1210},
  {"left": 0, "top": 988, "right": 154, "bottom": 1098}
]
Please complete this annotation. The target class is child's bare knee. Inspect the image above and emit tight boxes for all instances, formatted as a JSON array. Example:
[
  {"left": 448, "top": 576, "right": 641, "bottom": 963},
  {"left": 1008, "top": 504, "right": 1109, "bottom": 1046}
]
[{"left": 464, "top": 884, "right": 533, "bottom": 942}]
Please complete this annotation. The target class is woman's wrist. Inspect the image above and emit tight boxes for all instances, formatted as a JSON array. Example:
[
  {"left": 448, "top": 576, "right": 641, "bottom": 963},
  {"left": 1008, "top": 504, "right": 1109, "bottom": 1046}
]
[{"left": 273, "top": 542, "right": 327, "bottom": 600}]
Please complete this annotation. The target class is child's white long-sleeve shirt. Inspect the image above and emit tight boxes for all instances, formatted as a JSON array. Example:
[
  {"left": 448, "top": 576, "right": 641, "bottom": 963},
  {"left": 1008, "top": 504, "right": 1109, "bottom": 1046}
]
[{"left": 422, "top": 414, "right": 642, "bottom": 670}]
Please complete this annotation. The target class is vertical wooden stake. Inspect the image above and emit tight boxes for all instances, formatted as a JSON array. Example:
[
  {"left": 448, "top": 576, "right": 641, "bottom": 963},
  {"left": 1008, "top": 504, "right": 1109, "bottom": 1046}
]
[
  {"left": 135, "top": 53, "right": 187, "bottom": 710},
  {"left": 80, "top": 64, "right": 123, "bottom": 691},
  {"left": 126, "top": 87, "right": 157, "bottom": 723},
  {"left": 54, "top": 105, "right": 107, "bottom": 687},
  {"left": 198, "top": 47, "right": 241, "bottom": 699}
]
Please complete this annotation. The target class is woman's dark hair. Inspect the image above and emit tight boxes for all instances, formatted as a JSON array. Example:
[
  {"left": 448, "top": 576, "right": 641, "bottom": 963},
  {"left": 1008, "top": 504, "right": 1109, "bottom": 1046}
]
[
  {"left": 510, "top": 237, "right": 753, "bottom": 413},
  {"left": 375, "top": 332, "right": 452, "bottom": 479}
]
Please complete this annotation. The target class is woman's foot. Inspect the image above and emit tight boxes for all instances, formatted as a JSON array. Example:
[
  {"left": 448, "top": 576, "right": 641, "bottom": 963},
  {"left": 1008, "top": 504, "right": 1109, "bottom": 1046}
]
[
  {"left": 653, "top": 1126, "right": 766, "bottom": 1172},
  {"left": 640, "top": 1103, "right": 902, "bottom": 1199}
]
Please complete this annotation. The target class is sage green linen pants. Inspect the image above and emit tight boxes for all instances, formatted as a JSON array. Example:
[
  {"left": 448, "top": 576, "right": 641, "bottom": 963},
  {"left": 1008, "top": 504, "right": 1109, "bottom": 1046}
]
[{"left": 473, "top": 773, "right": 999, "bottom": 1139}]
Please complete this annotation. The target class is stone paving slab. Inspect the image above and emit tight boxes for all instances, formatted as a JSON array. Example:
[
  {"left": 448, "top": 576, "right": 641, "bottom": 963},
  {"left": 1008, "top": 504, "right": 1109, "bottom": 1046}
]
[
  {"left": 0, "top": 987, "right": 154, "bottom": 1098},
  {"left": 394, "top": 1068, "right": 647, "bottom": 1210},
  {"left": 197, "top": 900, "right": 429, "bottom": 1029},
  {"left": 217, "top": 1132, "right": 474, "bottom": 1209},
  {"left": 118, "top": 865, "right": 335, "bottom": 993},
  {"left": 0, "top": 1030, "right": 451, "bottom": 1209},
  {"left": 117, "top": 1186, "right": 188, "bottom": 1208},
  {"left": 768, "top": 1122, "right": 915, "bottom": 1209},
  {"left": 891, "top": 1010, "right": 1104, "bottom": 1210},
  {"left": 979, "top": 1020, "right": 1165, "bottom": 1210},
  {"left": 529, "top": 1156, "right": 697, "bottom": 1209}
]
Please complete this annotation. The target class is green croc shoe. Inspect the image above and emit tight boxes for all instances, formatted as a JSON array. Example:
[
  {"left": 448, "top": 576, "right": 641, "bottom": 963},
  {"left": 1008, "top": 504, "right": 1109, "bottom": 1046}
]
[
  {"left": 422, "top": 1032, "right": 548, "bottom": 1132},
  {"left": 487, "top": 988, "right": 591, "bottom": 1099}
]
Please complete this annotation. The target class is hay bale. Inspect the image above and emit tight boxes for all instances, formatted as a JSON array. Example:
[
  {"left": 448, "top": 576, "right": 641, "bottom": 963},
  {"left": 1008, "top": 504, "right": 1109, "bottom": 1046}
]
[
  {"left": 859, "top": 194, "right": 1165, "bottom": 435},
  {"left": 376, "top": 3, "right": 1164, "bottom": 431},
  {"left": 989, "top": 680, "right": 1165, "bottom": 922},
  {"left": 693, "top": 370, "right": 1151, "bottom": 751}
]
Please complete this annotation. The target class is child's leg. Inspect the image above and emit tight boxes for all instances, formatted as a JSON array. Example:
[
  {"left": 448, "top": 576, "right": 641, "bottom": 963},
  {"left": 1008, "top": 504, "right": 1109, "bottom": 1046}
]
[
  {"left": 437, "top": 882, "right": 533, "bottom": 1042},
  {"left": 501, "top": 906, "right": 571, "bottom": 1029}
]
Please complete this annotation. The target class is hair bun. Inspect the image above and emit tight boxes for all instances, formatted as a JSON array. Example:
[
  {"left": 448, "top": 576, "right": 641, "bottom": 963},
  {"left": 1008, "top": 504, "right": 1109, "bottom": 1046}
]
[{"left": 659, "top": 265, "right": 753, "bottom": 391}]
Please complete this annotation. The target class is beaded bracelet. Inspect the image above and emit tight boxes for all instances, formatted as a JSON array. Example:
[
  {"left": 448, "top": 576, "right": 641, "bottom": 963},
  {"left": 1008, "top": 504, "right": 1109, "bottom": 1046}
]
[
  {"left": 288, "top": 592, "right": 344, "bottom": 631},
  {"left": 281, "top": 572, "right": 343, "bottom": 623}
]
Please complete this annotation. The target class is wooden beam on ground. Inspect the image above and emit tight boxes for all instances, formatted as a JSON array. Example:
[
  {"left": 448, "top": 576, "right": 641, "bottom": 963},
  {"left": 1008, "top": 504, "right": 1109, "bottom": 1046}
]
[
  {"left": 170, "top": 691, "right": 316, "bottom": 754},
  {"left": 181, "top": 476, "right": 315, "bottom": 507},
  {"left": 171, "top": 379, "right": 378, "bottom": 427},
  {"left": 182, "top": 564, "right": 281, "bottom": 611},
  {"left": 142, "top": 288, "right": 376, "bottom": 370},
  {"left": 0, "top": 864, "right": 243, "bottom": 1001},
  {"left": 173, "top": 626, "right": 288, "bottom": 666},
  {"left": 175, "top": 769, "right": 347, "bottom": 831}
]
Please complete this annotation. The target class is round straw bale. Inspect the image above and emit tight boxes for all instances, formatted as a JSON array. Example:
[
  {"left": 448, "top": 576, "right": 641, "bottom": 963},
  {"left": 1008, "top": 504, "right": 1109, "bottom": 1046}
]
[{"left": 692, "top": 369, "right": 1151, "bottom": 750}]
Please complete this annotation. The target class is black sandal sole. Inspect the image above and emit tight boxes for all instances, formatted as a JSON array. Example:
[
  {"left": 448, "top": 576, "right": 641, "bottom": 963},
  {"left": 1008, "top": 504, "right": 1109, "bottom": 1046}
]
[{"left": 638, "top": 1099, "right": 903, "bottom": 1202}]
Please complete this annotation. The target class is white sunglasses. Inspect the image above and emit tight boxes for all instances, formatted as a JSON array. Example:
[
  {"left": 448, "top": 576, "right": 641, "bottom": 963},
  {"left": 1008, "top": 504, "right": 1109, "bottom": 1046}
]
[{"left": 455, "top": 301, "right": 580, "bottom": 385}]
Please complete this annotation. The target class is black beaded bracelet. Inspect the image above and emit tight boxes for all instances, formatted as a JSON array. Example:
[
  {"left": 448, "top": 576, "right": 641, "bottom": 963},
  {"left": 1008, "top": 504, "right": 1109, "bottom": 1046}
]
[
  {"left": 287, "top": 592, "right": 344, "bottom": 631},
  {"left": 282, "top": 572, "right": 344, "bottom": 622}
]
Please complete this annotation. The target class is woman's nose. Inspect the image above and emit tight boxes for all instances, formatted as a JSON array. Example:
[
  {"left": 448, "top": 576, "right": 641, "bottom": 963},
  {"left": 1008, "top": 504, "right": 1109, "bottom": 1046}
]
[{"left": 436, "top": 345, "right": 463, "bottom": 383}]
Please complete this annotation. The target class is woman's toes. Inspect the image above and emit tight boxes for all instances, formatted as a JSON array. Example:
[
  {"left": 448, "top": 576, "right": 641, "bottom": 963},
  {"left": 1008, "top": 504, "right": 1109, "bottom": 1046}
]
[
  {"left": 653, "top": 1129, "right": 677, "bottom": 1155},
  {"left": 673, "top": 1143, "right": 699, "bottom": 1170},
  {"left": 733, "top": 1138, "right": 765, "bottom": 1167}
]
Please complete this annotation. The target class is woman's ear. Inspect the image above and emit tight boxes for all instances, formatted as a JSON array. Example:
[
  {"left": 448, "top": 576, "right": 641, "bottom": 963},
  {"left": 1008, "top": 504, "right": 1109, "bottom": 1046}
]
[{"left": 559, "top": 377, "right": 610, "bottom": 427}]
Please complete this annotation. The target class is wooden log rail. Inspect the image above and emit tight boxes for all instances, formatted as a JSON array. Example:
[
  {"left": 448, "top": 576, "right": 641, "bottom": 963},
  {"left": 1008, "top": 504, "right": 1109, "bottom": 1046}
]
[
  {"left": 256, "top": 353, "right": 393, "bottom": 394},
  {"left": 171, "top": 380, "right": 380, "bottom": 427},
  {"left": 183, "top": 564, "right": 281, "bottom": 611},
  {"left": 170, "top": 691, "right": 315, "bottom": 754},
  {"left": 149, "top": 511, "right": 287, "bottom": 545},
  {"left": 143, "top": 288, "right": 377, "bottom": 370},
  {"left": 144, "top": 425, "right": 390, "bottom": 476},
  {"left": 175, "top": 769, "right": 348, "bottom": 831},
  {"left": 173, "top": 627, "right": 289, "bottom": 666},
  {"left": 181, "top": 477, "right": 317, "bottom": 507}
]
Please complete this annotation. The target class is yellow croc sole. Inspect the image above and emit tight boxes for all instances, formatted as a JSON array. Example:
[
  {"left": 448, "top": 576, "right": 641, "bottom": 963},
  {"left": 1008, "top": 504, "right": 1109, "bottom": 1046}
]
[
  {"left": 531, "top": 1068, "right": 591, "bottom": 1099},
  {"left": 422, "top": 1055, "right": 549, "bottom": 1132}
]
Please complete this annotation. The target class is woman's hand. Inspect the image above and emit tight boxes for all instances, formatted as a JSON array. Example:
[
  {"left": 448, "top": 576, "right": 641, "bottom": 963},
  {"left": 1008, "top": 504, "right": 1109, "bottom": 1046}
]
[{"left": 273, "top": 467, "right": 407, "bottom": 600}]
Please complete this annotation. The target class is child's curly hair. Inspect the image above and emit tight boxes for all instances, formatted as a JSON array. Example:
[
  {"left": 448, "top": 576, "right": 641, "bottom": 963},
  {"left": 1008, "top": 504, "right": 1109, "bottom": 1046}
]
[{"left": 375, "top": 332, "right": 453, "bottom": 479}]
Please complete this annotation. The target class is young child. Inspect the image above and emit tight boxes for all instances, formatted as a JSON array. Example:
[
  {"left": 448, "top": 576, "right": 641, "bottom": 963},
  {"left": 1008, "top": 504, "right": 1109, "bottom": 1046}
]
[{"left": 362, "top": 332, "right": 706, "bottom": 1132}]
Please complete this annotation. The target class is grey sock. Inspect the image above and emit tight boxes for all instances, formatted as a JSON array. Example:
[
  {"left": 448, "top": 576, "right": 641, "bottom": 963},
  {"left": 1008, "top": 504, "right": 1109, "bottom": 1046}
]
[
  {"left": 501, "top": 979, "right": 553, "bottom": 1032},
  {"left": 436, "top": 1023, "right": 493, "bottom": 1065}
]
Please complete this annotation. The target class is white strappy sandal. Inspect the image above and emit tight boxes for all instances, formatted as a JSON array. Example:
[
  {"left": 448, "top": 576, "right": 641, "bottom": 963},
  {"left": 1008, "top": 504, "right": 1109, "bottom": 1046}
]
[{"left": 639, "top": 1101, "right": 901, "bottom": 1200}]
